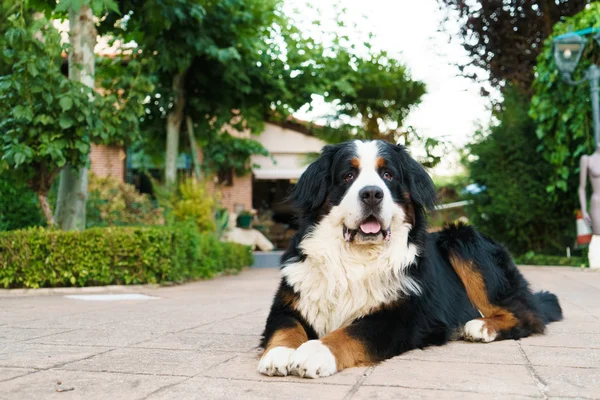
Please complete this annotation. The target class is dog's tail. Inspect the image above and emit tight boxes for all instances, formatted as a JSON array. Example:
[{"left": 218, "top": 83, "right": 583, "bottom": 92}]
[{"left": 534, "top": 291, "right": 563, "bottom": 323}]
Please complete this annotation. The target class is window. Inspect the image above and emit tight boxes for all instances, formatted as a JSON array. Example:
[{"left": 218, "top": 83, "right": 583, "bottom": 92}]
[{"left": 217, "top": 167, "right": 234, "bottom": 186}]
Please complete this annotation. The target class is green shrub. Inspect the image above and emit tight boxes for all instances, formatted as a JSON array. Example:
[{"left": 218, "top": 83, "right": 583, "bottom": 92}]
[
  {"left": 0, "top": 174, "right": 45, "bottom": 231},
  {"left": 152, "top": 176, "right": 216, "bottom": 233},
  {"left": 514, "top": 252, "right": 588, "bottom": 268},
  {"left": 171, "top": 178, "right": 215, "bottom": 232},
  {"left": 87, "top": 173, "right": 164, "bottom": 228},
  {"left": 0, "top": 225, "right": 253, "bottom": 288},
  {"left": 467, "top": 88, "right": 576, "bottom": 255}
]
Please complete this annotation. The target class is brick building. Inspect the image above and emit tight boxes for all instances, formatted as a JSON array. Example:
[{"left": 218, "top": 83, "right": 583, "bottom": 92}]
[
  {"left": 93, "top": 121, "right": 326, "bottom": 215},
  {"left": 89, "top": 144, "right": 126, "bottom": 179}
]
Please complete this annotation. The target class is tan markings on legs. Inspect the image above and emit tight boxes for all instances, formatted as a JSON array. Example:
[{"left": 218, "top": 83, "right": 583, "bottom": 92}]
[
  {"left": 320, "top": 328, "right": 374, "bottom": 371},
  {"left": 448, "top": 253, "right": 518, "bottom": 336},
  {"left": 280, "top": 290, "right": 299, "bottom": 310},
  {"left": 263, "top": 321, "right": 308, "bottom": 355}
]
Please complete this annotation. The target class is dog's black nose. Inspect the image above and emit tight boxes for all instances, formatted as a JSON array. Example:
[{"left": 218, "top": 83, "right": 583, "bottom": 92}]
[{"left": 359, "top": 186, "right": 384, "bottom": 207}]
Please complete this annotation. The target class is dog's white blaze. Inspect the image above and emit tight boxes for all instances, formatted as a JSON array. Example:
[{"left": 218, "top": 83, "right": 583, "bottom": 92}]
[
  {"left": 282, "top": 205, "right": 420, "bottom": 337},
  {"left": 338, "top": 141, "right": 395, "bottom": 229}
]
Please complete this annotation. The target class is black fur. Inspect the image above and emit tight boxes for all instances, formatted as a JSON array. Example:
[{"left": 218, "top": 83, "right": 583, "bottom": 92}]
[
  {"left": 534, "top": 291, "right": 563, "bottom": 323},
  {"left": 261, "top": 140, "right": 562, "bottom": 369}
]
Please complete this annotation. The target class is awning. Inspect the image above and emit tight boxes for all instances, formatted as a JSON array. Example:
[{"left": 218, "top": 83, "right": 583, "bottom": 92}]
[
  {"left": 251, "top": 153, "right": 312, "bottom": 180},
  {"left": 253, "top": 168, "right": 306, "bottom": 180}
]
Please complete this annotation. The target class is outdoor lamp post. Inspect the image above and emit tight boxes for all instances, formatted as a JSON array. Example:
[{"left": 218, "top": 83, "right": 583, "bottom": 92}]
[
  {"left": 555, "top": 30, "right": 600, "bottom": 269},
  {"left": 553, "top": 32, "right": 600, "bottom": 145}
]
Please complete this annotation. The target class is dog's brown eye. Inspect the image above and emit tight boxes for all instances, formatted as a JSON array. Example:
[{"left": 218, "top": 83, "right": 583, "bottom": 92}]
[
  {"left": 383, "top": 172, "right": 393, "bottom": 181},
  {"left": 345, "top": 173, "right": 355, "bottom": 182}
]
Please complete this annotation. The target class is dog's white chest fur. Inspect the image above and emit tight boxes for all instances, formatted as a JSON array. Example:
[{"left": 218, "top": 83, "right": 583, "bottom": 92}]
[{"left": 282, "top": 208, "right": 420, "bottom": 337}]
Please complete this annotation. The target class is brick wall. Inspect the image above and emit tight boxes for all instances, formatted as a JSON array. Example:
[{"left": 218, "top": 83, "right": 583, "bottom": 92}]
[
  {"left": 210, "top": 174, "right": 253, "bottom": 213},
  {"left": 195, "top": 146, "right": 253, "bottom": 213},
  {"left": 90, "top": 144, "right": 125, "bottom": 181}
]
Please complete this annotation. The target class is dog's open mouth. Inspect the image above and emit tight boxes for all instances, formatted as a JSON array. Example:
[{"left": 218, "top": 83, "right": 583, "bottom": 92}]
[{"left": 343, "top": 216, "right": 391, "bottom": 242}]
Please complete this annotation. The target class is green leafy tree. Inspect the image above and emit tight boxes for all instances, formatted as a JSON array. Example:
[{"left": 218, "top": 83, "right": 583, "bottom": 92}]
[
  {"left": 307, "top": 48, "right": 434, "bottom": 164},
  {"left": 102, "top": 1, "right": 430, "bottom": 178},
  {"left": 0, "top": 9, "right": 97, "bottom": 225},
  {"left": 53, "top": 1, "right": 99, "bottom": 230},
  {"left": 322, "top": 51, "right": 426, "bottom": 143},
  {"left": 102, "top": 0, "right": 295, "bottom": 185},
  {"left": 468, "top": 88, "right": 575, "bottom": 254},
  {"left": 0, "top": 175, "right": 45, "bottom": 231},
  {"left": 0, "top": 1, "right": 152, "bottom": 227},
  {"left": 529, "top": 3, "right": 600, "bottom": 195},
  {"left": 438, "top": 0, "right": 588, "bottom": 94}
]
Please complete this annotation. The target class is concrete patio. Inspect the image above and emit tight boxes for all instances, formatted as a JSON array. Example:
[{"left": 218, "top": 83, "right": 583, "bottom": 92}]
[{"left": 0, "top": 266, "right": 599, "bottom": 399}]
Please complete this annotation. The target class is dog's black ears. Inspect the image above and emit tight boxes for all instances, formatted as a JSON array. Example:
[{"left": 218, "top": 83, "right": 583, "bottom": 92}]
[
  {"left": 291, "top": 145, "right": 337, "bottom": 213},
  {"left": 395, "top": 144, "right": 437, "bottom": 210}
]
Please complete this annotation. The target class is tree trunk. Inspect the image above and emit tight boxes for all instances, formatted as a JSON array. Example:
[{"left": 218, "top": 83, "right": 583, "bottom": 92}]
[
  {"left": 37, "top": 192, "right": 56, "bottom": 227},
  {"left": 186, "top": 116, "right": 203, "bottom": 181},
  {"left": 538, "top": 0, "right": 557, "bottom": 35},
  {"left": 165, "top": 73, "right": 186, "bottom": 187},
  {"left": 54, "top": 4, "right": 96, "bottom": 231},
  {"left": 54, "top": 168, "right": 89, "bottom": 230}
]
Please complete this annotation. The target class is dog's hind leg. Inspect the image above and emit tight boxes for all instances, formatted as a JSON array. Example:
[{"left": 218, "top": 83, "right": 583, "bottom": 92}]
[
  {"left": 438, "top": 223, "right": 560, "bottom": 342},
  {"left": 448, "top": 253, "right": 519, "bottom": 342}
]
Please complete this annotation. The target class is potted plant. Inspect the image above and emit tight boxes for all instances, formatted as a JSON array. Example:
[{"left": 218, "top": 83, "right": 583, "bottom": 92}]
[{"left": 236, "top": 210, "right": 254, "bottom": 229}]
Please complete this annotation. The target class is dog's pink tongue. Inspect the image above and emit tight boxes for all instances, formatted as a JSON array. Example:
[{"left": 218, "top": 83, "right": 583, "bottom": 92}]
[{"left": 360, "top": 220, "right": 381, "bottom": 234}]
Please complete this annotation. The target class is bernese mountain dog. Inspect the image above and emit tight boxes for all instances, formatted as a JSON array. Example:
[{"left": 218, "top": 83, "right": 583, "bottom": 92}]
[{"left": 258, "top": 140, "right": 562, "bottom": 379}]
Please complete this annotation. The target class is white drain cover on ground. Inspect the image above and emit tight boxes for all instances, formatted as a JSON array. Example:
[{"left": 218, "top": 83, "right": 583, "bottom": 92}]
[{"left": 65, "top": 294, "right": 159, "bottom": 301}]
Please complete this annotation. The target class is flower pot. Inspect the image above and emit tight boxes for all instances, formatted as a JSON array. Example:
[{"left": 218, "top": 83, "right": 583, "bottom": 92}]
[{"left": 237, "top": 214, "right": 253, "bottom": 229}]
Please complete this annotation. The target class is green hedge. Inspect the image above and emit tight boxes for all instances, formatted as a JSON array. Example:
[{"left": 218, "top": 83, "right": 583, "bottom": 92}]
[
  {"left": 514, "top": 254, "right": 588, "bottom": 268},
  {"left": 0, "top": 226, "right": 253, "bottom": 288}
]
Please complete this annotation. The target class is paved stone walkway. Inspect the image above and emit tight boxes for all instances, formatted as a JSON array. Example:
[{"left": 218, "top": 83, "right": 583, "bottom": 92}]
[{"left": 0, "top": 266, "right": 599, "bottom": 399}]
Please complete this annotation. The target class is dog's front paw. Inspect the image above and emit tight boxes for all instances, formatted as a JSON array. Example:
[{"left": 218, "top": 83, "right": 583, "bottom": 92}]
[
  {"left": 289, "top": 340, "right": 337, "bottom": 379},
  {"left": 258, "top": 346, "right": 295, "bottom": 376}
]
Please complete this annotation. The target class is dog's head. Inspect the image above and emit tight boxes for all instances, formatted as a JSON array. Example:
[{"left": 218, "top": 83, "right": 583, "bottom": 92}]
[{"left": 291, "top": 140, "right": 436, "bottom": 245}]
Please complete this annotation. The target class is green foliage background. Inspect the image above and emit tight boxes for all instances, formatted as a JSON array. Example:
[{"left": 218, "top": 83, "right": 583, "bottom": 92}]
[
  {"left": 0, "top": 175, "right": 45, "bottom": 231},
  {"left": 468, "top": 88, "right": 576, "bottom": 255},
  {"left": 530, "top": 3, "right": 600, "bottom": 195},
  {"left": 86, "top": 174, "right": 164, "bottom": 228},
  {"left": 0, "top": 2, "right": 153, "bottom": 200}
]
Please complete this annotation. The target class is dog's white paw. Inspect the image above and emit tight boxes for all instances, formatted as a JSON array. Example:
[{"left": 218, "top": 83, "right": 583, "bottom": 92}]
[
  {"left": 464, "top": 319, "right": 497, "bottom": 343},
  {"left": 258, "top": 346, "right": 295, "bottom": 376},
  {"left": 289, "top": 340, "right": 337, "bottom": 379}
]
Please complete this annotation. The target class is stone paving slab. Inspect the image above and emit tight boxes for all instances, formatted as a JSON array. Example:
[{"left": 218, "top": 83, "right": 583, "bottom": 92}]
[
  {"left": 60, "top": 348, "right": 234, "bottom": 377},
  {"left": 0, "top": 343, "right": 114, "bottom": 370},
  {"left": 203, "top": 351, "right": 370, "bottom": 386},
  {"left": 146, "top": 377, "right": 353, "bottom": 400},
  {"left": 0, "top": 266, "right": 599, "bottom": 399},
  {"left": 520, "top": 345, "right": 600, "bottom": 369},
  {"left": 0, "top": 368, "right": 35, "bottom": 382},
  {"left": 395, "top": 338, "right": 524, "bottom": 365},
  {"left": 363, "top": 359, "right": 541, "bottom": 397},
  {"left": 534, "top": 366, "right": 600, "bottom": 398},
  {"left": 0, "top": 369, "right": 186, "bottom": 400},
  {"left": 130, "top": 332, "right": 261, "bottom": 353},
  {"left": 352, "top": 386, "right": 539, "bottom": 400}
]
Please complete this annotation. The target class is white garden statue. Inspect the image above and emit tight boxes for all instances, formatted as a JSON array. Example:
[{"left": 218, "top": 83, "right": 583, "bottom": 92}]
[{"left": 579, "top": 149, "right": 600, "bottom": 268}]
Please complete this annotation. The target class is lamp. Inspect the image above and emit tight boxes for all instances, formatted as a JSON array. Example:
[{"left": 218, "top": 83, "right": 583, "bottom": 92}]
[{"left": 553, "top": 34, "right": 587, "bottom": 75}]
